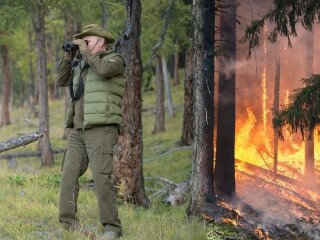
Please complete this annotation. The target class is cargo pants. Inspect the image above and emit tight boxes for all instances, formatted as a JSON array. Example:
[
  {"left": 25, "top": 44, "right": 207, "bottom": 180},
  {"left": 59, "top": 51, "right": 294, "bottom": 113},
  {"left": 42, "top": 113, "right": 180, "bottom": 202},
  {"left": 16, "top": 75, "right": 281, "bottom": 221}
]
[{"left": 59, "top": 125, "right": 121, "bottom": 234}]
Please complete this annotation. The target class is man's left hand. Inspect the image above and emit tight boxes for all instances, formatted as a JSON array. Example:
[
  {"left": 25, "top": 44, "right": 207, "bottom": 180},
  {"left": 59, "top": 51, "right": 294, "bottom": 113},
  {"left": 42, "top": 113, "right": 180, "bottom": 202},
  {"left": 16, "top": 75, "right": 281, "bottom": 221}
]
[{"left": 72, "top": 39, "right": 87, "bottom": 53}]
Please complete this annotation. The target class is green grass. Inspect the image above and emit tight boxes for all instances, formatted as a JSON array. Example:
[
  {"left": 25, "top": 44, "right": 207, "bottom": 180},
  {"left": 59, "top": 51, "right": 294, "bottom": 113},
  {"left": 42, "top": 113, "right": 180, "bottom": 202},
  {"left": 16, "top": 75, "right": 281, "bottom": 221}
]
[{"left": 0, "top": 81, "right": 211, "bottom": 240}]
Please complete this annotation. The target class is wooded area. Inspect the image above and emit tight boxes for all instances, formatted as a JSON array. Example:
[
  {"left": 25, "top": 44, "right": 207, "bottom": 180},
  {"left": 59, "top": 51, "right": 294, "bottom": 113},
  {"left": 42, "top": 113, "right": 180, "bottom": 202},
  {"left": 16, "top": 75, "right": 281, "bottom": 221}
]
[{"left": 0, "top": 0, "right": 319, "bottom": 239}]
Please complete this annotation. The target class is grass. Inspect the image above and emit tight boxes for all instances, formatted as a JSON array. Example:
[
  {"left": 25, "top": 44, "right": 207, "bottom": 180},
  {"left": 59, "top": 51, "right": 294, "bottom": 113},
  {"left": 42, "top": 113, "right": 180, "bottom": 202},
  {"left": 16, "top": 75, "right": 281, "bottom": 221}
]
[{"left": 0, "top": 80, "right": 212, "bottom": 240}]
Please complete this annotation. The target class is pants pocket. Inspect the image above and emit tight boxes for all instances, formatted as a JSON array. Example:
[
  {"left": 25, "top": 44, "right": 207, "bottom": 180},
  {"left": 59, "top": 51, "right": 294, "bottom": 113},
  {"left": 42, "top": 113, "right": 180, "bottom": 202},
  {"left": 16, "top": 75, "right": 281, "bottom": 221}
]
[{"left": 99, "top": 147, "right": 114, "bottom": 174}]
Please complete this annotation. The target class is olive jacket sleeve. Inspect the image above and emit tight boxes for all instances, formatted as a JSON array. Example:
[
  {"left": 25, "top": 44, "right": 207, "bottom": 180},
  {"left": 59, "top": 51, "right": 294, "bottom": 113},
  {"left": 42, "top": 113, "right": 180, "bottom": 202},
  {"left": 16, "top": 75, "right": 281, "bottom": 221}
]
[
  {"left": 56, "top": 53, "right": 73, "bottom": 87},
  {"left": 79, "top": 47, "right": 125, "bottom": 78}
]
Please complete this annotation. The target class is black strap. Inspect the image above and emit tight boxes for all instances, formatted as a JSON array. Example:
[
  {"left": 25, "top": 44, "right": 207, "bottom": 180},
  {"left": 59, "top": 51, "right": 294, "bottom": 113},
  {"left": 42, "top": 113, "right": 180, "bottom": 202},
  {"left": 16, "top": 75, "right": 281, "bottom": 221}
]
[
  {"left": 70, "top": 76, "right": 84, "bottom": 101},
  {"left": 70, "top": 60, "right": 89, "bottom": 102}
]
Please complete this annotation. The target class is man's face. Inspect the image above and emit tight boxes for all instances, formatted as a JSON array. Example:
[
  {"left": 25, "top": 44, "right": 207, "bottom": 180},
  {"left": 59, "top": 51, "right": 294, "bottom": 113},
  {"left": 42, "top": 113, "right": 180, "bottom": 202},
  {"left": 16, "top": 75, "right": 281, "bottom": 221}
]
[{"left": 82, "top": 35, "right": 104, "bottom": 54}]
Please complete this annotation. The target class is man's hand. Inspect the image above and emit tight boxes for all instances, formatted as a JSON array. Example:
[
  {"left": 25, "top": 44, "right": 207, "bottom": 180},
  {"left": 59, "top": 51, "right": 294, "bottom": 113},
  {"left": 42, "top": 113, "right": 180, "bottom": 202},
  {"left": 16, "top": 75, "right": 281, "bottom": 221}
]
[{"left": 72, "top": 39, "right": 87, "bottom": 54}]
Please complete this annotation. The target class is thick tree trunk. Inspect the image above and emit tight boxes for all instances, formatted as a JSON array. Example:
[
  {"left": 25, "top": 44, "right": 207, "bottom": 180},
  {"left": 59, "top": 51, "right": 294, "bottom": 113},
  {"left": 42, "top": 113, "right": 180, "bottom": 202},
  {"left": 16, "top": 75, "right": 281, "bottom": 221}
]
[
  {"left": 173, "top": 48, "right": 180, "bottom": 85},
  {"left": 273, "top": 49, "right": 280, "bottom": 174},
  {"left": 162, "top": 56, "right": 174, "bottom": 117},
  {"left": 180, "top": 49, "right": 193, "bottom": 145},
  {"left": 304, "top": 30, "right": 314, "bottom": 176},
  {"left": 153, "top": 54, "right": 165, "bottom": 133},
  {"left": 187, "top": 0, "right": 216, "bottom": 217},
  {"left": 214, "top": 0, "right": 236, "bottom": 198},
  {"left": 1, "top": 43, "right": 11, "bottom": 126},
  {"left": 113, "top": 0, "right": 149, "bottom": 207},
  {"left": 33, "top": 1, "right": 54, "bottom": 166}
]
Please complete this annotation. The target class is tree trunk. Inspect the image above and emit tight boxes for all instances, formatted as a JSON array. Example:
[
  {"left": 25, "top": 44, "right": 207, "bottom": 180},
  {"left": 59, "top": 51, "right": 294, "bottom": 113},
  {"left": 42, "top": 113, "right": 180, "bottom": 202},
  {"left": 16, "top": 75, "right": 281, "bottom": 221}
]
[
  {"left": 214, "top": 0, "right": 236, "bottom": 198},
  {"left": 173, "top": 48, "right": 180, "bottom": 85},
  {"left": 162, "top": 56, "right": 175, "bottom": 117},
  {"left": 1, "top": 43, "right": 11, "bottom": 126},
  {"left": 273, "top": 48, "right": 280, "bottom": 174},
  {"left": 304, "top": 30, "right": 315, "bottom": 176},
  {"left": 46, "top": 33, "right": 55, "bottom": 100},
  {"left": 28, "top": 30, "right": 36, "bottom": 117},
  {"left": 153, "top": 54, "right": 165, "bottom": 133},
  {"left": 113, "top": 0, "right": 149, "bottom": 207},
  {"left": 181, "top": 49, "right": 193, "bottom": 145},
  {"left": 101, "top": 0, "right": 108, "bottom": 29},
  {"left": 187, "top": 0, "right": 216, "bottom": 217},
  {"left": 33, "top": 1, "right": 54, "bottom": 166}
]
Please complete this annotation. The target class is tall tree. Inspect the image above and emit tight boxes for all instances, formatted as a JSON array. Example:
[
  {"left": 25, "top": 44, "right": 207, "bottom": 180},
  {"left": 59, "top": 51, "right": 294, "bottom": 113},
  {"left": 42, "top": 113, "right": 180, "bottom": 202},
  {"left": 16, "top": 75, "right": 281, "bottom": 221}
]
[
  {"left": 173, "top": 45, "right": 180, "bottom": 85},
  {"left": 304, "top": 30, "right": 315, "bottom": 176},
  {"left": 187, "top": 0, "right": 216, "bottom": 216},
  {"left": 32, "top": 0, "right": 54, "bottom": 166},
  {"left": 180, "top": 48, "right": 193, "bottom": 145},
  {"left": 28, "top": 30, "right": 36, "bottom": 117},
  {"left": 214, "top": 0, "right": 236, "bottom": 198},
  {"left": 0, "top": 2, "right": 23, "bottom": 126},
  {"left": 101, "top": 0, "right": 108, "bottom": 29},
  {"left": 162, "top": 56, "right": 175, "bottom": 117},
  {"left": 273, "top": 47, "right": 280, "bottom": 174},
  {"left": 114, "top": 0, "right": 149, "bottom": 207},
  {"left": 153, "top": 54, "right": 166, "bottom": 133},
  {"left": 1, "top": 43, "right": 11, "bottom": 126}
]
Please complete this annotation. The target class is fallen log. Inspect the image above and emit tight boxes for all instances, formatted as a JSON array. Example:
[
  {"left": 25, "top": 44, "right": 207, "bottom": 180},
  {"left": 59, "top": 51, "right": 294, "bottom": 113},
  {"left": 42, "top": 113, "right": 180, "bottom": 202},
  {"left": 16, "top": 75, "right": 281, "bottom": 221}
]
[
  {"left": 0, "top": 148, "right": 64, "bottom": 159},
  {"left": 236, "top": 159, "right": 320, "bottom": 192},
  {"left": 0, "top": 130, "right": 46, "bottom": 153},
  {"left": 237, "top": 169, "right": 319, "bottom": 211}
]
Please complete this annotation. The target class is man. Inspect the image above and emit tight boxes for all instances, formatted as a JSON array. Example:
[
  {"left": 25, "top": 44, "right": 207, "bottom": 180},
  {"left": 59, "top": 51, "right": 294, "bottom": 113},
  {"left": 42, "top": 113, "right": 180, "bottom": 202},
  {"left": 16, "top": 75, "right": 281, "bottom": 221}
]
[{"left": 57, "top": 24, "right": 125, "bottom": 240}]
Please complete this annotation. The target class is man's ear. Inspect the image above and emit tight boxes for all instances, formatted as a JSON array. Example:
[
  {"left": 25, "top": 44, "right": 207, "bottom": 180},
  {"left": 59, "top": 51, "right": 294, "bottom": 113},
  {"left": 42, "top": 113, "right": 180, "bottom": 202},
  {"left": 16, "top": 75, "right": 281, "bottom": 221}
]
[{"left": 99, "top": 38, "right": 106, "bottom": 46}]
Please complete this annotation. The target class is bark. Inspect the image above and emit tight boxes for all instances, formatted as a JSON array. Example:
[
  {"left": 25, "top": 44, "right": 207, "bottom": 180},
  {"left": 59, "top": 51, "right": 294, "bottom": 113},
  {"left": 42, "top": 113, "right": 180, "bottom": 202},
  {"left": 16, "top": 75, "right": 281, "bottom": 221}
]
[
  {"left": 101, "top": 0, "right": 108, "bottom": 29},
  {"left": 0, "top": 130, "right": 46, "bottom": 153},
  {"left": 187, "top": 0, "right": 216, "bottom": 217},
  {"left": 180, "top": 49, "right": 193, "bottom": 145},
  {"left": 46, "top": 33, "right": 55, "bottom": 100},
  {"left": 1, "top": 43, "right": 11, "bottom": 125},
  {"left": 162, "top": 56, "right": 175, "bottom": 117},
  {"left": 153, "top": 54, "right": 165, "bottom": 133},
  {"left": 273, "top": 48, "right": 280, "bottom": 174},
  {"left": 214, "top": 0, "right": 236, "bottom": 198},
  {"left": 304, "top": 30, "right": 315, "bottom": 176},
  {"left": 173, "top": 48, "right": 180, "bottom": 85},
  {"left": 33, "top": 1, "right": 54, "bottom": 166},
  {"left": 113, "top": 0, "right": 149, "bottom": 207},
  {"left": 28, "top": 30, "right": 36, "bottom": 117}
]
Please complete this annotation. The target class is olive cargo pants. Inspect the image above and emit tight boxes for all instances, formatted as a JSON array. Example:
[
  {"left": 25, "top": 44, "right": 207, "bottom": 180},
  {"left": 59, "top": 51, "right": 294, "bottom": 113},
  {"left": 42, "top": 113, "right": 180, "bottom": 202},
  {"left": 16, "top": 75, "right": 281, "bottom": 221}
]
[{"left": 59, "top": 125, "right": 121, "bottom": 234}]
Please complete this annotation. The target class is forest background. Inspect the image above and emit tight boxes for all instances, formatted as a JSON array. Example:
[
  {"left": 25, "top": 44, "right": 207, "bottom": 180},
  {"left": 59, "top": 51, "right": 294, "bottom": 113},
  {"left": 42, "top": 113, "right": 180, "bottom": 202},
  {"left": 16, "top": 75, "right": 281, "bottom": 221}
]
[{"left": 0, "top": 0, "right": 319, "bottom": 239}]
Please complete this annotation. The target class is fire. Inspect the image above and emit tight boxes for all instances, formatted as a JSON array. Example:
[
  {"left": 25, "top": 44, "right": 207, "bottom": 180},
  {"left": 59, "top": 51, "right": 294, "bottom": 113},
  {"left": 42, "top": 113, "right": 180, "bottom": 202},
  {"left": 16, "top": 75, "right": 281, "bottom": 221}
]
[{"left": 235, "top": 108, "right": 320, "bottom": 178}]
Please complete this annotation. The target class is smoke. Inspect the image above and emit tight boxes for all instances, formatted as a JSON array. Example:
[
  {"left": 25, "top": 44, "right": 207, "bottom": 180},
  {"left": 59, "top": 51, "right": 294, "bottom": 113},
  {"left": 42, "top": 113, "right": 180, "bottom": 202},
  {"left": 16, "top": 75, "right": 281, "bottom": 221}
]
[{"left": 236, "top": 177, "right": 320, "bottom": 239}]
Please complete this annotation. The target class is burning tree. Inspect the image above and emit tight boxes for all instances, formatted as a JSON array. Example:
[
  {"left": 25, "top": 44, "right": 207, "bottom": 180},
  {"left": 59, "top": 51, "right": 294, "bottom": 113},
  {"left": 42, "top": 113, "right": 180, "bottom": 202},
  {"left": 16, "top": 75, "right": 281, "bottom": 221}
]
[{"left": 273, "top": 74, "right": 320, "bottom": 140}]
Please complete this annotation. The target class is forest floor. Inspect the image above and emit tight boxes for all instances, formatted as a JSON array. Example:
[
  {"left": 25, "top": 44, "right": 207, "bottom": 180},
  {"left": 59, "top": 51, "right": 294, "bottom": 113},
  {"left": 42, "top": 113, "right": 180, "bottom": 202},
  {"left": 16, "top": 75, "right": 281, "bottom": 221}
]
[{"left": 0, "top": 81, "right": 319, "bottom": 239}]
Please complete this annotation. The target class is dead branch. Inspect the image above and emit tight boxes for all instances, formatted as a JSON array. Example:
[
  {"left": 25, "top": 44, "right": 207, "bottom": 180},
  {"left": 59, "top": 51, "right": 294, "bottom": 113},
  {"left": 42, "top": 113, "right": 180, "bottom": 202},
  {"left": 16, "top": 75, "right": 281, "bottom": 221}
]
[
  {"left": 256, "top": 148, "right": 273, "bottom": 172},
  {"left": 237, "top": 169, "right": 319, "bottom": 211},
  {"left": 143, "top": 146, "right": 192, "bottom": 162},
  {"left": 0, "top": 130, "right": 46, "bottom": 153},
  {"left": 144, "top": 176, "right": 177, "bottom": 186},
  {"left": 164, "top": 177, "right": 190, "bottom": 206},
  {"left": 236, "top": 159, "right": 320, "bottom": 192},
  {"left": 0, "top": 148, "right": 64, "bottom": 160}
]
